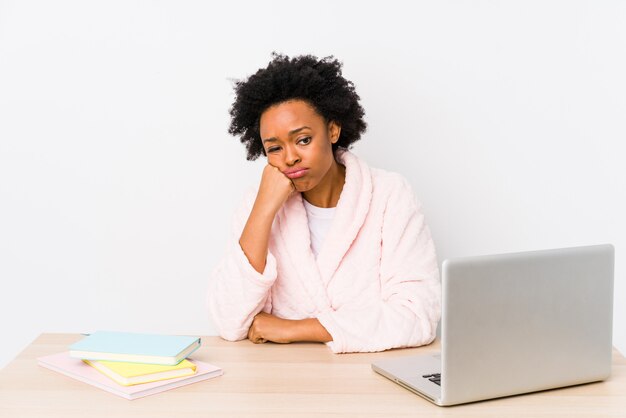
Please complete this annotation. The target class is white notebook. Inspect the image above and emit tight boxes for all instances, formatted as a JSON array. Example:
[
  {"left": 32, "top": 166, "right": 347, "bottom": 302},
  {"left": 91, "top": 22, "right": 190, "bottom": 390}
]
[{"left": 38, "top": 351, "right": 223, "bottom": 400}]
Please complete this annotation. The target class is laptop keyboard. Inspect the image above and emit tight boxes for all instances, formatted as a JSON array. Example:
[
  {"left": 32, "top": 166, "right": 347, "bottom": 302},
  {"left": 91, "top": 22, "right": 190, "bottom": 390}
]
[{"left": 422, "top": 373, "right": 441, "bottom": 386}]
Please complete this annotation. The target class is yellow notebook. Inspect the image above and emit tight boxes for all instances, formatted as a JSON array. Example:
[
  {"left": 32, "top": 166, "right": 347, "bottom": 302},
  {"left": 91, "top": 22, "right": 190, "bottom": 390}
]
[{"left": 84, "top": 358, "right": 197, "bottom": 386}]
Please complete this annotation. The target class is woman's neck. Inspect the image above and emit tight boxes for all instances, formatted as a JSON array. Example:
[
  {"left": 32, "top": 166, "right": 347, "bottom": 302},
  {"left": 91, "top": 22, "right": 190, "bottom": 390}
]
[{"left": 302, "top": 160, "right": 346, "bottom": 208}]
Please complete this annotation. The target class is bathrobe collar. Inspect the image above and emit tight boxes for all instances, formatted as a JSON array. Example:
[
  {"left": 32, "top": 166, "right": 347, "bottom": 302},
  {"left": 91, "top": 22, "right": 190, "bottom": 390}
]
[{"left": 276, "top": 149, "right": 373, "bottom": 302}]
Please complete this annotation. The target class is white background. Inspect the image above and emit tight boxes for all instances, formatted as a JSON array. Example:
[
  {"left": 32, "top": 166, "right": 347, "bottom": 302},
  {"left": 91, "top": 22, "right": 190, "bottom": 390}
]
[{"left": 1, "top": 0, "right": 625, "bottom": 368}]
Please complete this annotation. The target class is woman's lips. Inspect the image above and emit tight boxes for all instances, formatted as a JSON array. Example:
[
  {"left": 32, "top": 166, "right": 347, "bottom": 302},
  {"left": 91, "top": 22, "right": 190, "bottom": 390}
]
[{"left": 285, "top": 168, "right": 308, "bottom": 179}]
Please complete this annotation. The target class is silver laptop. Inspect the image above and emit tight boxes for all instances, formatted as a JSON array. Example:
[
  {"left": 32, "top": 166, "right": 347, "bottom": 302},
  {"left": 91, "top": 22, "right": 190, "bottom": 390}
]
[{"left": 372, "top": 244, "right": 614, "bottom": 406}]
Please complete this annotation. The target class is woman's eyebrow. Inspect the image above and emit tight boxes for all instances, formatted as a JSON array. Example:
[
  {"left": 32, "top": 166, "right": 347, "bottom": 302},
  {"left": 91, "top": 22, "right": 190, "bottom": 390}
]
[
  {"left": 288, "top": 126, "right": 311, "bottom": 135},
  {"left": 262, "top": 126, "right": 311, "bottom": 144}
]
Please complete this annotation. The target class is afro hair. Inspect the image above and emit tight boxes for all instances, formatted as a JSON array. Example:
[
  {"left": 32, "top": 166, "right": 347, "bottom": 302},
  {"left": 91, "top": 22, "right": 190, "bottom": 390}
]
[{"left": 228, "top": 52, "right": 367, "bottom": 160}]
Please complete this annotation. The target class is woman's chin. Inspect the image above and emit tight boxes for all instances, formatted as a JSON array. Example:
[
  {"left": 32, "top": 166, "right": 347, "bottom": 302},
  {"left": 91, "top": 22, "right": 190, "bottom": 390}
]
[{"left": 293, "top": 180, "right": 315, "bottom": 193}]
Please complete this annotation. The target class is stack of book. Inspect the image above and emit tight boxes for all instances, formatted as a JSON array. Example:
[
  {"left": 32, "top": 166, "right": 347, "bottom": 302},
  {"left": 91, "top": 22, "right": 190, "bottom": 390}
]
[{"left": 37, "top": 331, "right": 223, "bottom": 400}]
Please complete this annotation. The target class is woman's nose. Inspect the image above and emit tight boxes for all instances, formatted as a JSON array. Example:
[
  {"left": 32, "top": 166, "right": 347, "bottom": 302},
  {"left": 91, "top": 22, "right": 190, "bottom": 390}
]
[{"left": 285, "top": 146, "right": 301, "bottom": 166}]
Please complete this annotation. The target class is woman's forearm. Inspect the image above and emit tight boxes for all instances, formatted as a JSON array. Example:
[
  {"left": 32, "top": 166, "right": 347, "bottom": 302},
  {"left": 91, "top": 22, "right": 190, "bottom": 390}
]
[
  {"left": 248, "top": 313, "right": 333, "bottom": 344},
  {"left": 239, "top": 163, "right": 294, "bottom": 275},
  {"left": 239, "top": 202, "right": 276, "bottom": 274},
  {"left": 292, "top": 318, "right": 333, "bottom": 343}
]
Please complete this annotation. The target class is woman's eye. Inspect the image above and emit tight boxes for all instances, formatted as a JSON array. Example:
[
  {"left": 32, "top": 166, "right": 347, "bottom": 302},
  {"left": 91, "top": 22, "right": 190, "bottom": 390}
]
[
  {"left": 267, "top": 147, "right": 280, "bottom": 153},
  {"left": 298, "top": 137, "right": 311, "bottom": 145}
]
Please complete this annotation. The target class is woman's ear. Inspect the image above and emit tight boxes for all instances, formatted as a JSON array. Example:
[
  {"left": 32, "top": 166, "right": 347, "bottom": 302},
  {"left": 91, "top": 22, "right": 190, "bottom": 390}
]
[{"left": 328, "top": 121, "right": 342, "bottom": 144}]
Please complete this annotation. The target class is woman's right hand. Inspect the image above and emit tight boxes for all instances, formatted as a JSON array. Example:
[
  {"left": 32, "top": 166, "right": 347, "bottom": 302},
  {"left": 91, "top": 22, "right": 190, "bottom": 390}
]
[
  {"left": 253, "top": 163, "right": 295, "bottom": 216},
  {"left": 239, "top": 164, "right": 294, "bottom": 274}
]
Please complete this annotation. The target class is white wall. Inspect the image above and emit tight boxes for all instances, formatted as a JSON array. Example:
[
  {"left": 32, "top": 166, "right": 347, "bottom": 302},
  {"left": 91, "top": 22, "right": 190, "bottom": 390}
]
[{"left": 1, "top": 0, "right": 624, "bottom": 368}]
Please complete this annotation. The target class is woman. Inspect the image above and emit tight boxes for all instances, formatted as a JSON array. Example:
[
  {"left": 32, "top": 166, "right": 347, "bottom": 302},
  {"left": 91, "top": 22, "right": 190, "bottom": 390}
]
[{"left": 208, "top": 53, "right": 441, "bottom": 353}]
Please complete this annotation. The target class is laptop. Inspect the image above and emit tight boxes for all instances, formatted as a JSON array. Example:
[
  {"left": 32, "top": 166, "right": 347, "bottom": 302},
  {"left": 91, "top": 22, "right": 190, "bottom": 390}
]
[{"left": 372, "top": 244, "right": 614, "bottom": 406}]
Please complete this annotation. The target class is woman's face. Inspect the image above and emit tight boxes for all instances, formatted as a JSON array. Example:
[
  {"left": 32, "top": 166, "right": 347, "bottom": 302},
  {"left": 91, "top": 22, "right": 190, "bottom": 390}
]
[{"left": 259, "top": 99, "right": 341, "bottom": 193}]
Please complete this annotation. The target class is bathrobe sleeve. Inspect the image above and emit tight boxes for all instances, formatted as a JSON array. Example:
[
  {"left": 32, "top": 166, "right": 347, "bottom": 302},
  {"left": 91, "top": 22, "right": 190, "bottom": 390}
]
[
  {"left": 317, "top": 176, "right": 441, "bottom": 353},
  {"left": 207, "top": 188, "right": 277, "bottom": 341}
]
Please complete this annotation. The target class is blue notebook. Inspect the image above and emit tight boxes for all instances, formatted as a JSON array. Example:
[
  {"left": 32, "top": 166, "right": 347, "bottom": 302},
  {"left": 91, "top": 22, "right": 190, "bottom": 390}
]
[{"left": 69, "top": 331, "right": 201, "bottom": 365}]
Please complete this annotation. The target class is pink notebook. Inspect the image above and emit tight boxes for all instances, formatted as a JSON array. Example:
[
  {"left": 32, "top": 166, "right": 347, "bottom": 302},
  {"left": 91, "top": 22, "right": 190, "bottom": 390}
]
[{"left": 38, "top": 352, "right": 223, "bottom": 400}]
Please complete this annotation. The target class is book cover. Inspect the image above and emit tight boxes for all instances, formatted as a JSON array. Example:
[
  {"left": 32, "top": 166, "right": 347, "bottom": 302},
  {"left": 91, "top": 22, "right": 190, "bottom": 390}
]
[
  {"left": 38, "top": 352, "right": 223, "bottom": 400},
  {"left": 84, "top": 358, "right": 197, "bottom": 386},
  {"left": 69, "top": 331, "right": 201, "bottom": 365}
]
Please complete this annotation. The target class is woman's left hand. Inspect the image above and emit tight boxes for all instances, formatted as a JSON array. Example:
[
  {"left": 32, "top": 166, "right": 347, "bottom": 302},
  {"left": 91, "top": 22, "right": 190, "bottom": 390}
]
[
  {"left": 248, "top": 312, "right": 295, "bottom": 344},
  {"left": 248, "top": 312, "right": 333, "bottom": 344}
]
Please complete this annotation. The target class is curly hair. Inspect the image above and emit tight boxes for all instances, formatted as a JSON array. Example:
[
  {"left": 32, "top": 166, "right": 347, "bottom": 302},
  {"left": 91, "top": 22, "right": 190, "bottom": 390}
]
[{"left": 228, "top": 52, "right": 367, "bottom": 161}]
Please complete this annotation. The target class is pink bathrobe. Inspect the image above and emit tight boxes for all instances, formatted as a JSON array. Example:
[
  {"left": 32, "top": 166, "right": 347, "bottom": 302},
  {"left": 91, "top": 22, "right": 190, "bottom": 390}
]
[{"left": 208, "top": 149, "right": 441, "bottom": 353}]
